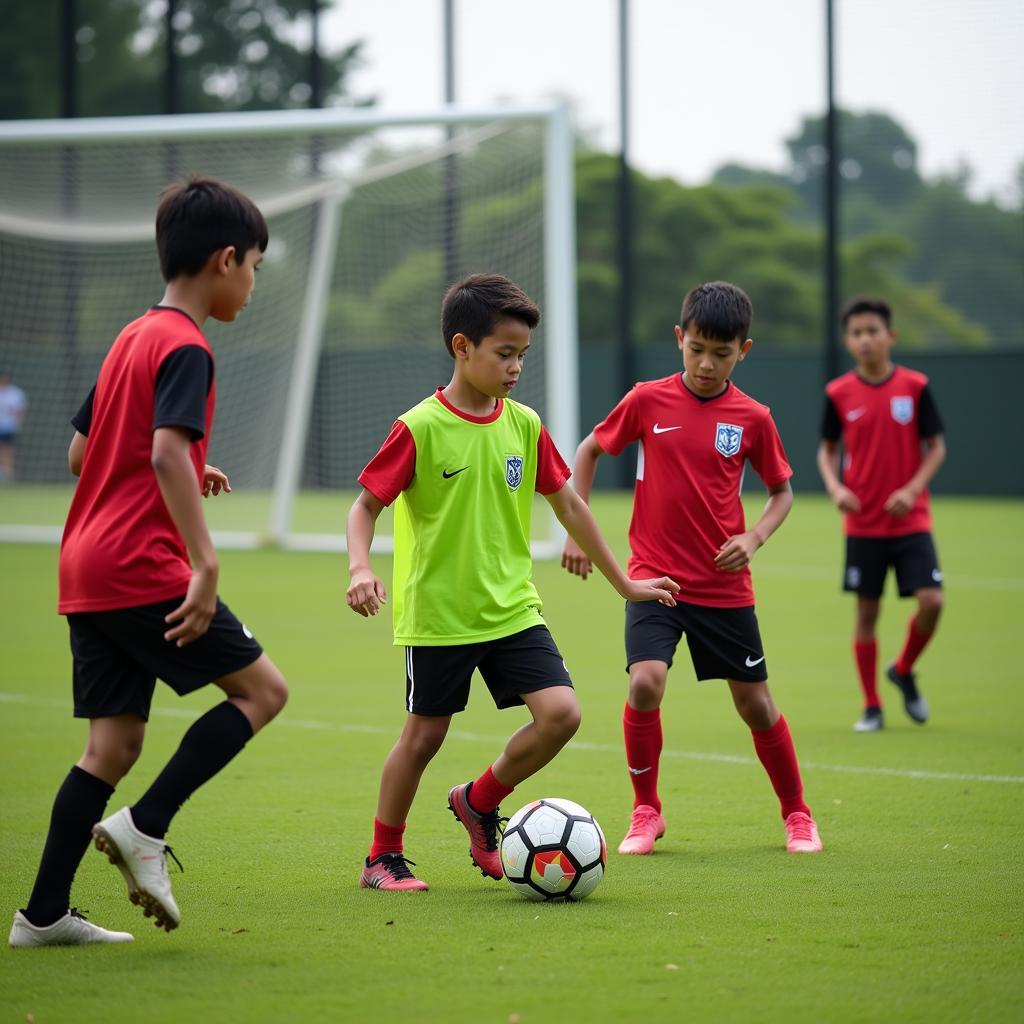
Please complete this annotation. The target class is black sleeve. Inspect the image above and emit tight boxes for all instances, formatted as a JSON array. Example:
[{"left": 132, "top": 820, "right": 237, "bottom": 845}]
[
  {"left": 917, "top": 384, "right": 944, "bottom": 438},
  {"left": 820, "top": 395, "right": 842, "bottom": 442},
  {"left": 153, "top": 345, "right": 213, "bottom": 441},
  {"left": 71, "top": 386, "right": 96, "bottom": 436}
]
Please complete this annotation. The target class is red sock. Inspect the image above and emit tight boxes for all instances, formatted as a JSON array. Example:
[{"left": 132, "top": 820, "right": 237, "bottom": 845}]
[
  {"left": 751, "top": 714, "right": 810, "bottom": 820},
  {"left": 895, "top": 618, "right": 934, "bottom": 675},
  {"left": 369, "top": 818, "right": 405, "bottom": 862},
  {"left": 623, "top": 702, "right": 663, "bottom": 812},
  {"left": 468, "top": 765, "right": 514, "bottom": 814},
  {"left": 854, "top": 639, "right": 880, "bottom": 708}
]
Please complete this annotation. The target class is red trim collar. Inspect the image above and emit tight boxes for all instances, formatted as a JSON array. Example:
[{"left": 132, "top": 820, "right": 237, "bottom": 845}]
[{"left": 433, "top": 386, "right": 504, "bottom": 424}]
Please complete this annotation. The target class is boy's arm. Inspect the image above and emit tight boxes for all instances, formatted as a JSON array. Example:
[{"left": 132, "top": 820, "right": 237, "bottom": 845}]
[
  {"left": 68, "top": 431, "right": 87, "bottom": 476},
  {"left": 151, "top": 426, "right": 219, "bottom": 646},
  {"left": 715, "top": 480, "right": 793, "bottom": 573},
  {"left": 546, "top": 483, "right": 678, "bottom": 605},
  {"left": 346, "top": 488, "right": 388, "bottom": 617},
  {"left": 885, "top": 434, "right": 946, "bottom": 516},
  {"left": 561, "top": 432, "right": 604, "bottom": 579},
  {"left": 816, "top": 439, "right": 861, "bottom": 514}
]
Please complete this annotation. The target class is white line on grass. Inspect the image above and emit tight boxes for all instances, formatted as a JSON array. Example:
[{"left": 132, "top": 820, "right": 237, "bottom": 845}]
[{"left": 2, "top": 690, "right": 1021, "bottom": 785}]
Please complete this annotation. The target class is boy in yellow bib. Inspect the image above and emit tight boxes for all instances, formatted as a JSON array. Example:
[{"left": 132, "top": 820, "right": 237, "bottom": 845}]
[{"left": 347, "top": 274, "right": 678, "bottom": 890}]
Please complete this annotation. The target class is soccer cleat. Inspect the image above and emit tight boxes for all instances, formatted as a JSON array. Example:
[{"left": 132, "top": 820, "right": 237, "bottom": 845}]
[
  {"left": 359, "top": 853, "right": 430, "bottom": 891},
  {"left": 447, "top": 782, "right": 506, "bottom": 880},
  {"left": 92, "top": 807, "right": 181, "bottom": 932},
  {"left": 886, "top": 662, "right": 929, "bottom": 724},
  {"left": 9, "top": 908, "right": 133, "bottom": 948},
  {"left": 784, "top": 811, "right": 823, "bottom": 853},
  {"left": 617, "top": 804, "right": 666, "bottom": 855},
  {"left": 853, "top": 706, "right": 884, "bottom": 732}
]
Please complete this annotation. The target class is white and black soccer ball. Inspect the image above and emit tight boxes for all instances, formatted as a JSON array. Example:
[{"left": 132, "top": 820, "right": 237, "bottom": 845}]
[{"left": 500, "top": 798, "right": 607, "bottom": 901}]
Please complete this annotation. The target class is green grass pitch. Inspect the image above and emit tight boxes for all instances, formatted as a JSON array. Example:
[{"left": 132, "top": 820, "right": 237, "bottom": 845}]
[{"left": 1, "top": 493, "right": 1021, "bottom": 1023}]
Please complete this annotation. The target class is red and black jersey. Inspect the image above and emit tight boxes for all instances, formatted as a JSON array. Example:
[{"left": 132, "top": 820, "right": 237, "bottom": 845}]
[
  {"left": 58, "top": 307, "right": 215, "bottom": 613},
  {"left": 822, "top": 365, "right": 943, "bottom": 538},
  {"left": 594, "top": 374, "right": 792, "bottom": 608}
]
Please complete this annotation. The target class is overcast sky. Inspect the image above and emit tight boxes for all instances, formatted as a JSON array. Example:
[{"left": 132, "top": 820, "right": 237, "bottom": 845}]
[{"left": 322, "top": 0, "right": 1023, "bottom": 205}]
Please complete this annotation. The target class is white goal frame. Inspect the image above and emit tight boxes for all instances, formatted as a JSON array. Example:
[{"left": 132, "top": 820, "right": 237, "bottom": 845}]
[{"left": 0, "top": 103, "right": 578, "bottom": 556}]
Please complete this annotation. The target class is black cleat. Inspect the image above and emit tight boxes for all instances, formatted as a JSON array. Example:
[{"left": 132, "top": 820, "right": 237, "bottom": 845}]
[{"left": 886, "top": 662, "right": 929, "bottom": 724}]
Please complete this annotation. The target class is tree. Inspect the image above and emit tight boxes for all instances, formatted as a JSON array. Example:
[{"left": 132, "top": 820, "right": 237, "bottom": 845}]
[{"left": 0, "top": 0, "right": 367, "bottom": 119}]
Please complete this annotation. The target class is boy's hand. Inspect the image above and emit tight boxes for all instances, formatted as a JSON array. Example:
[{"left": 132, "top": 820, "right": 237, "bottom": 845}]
[
  {"left": 347, "top": 569, "right": 387, "bottom": 617},
  {"left": 884, "top": 486, "right": 917, "bottom": 516},
  {"left": 829, "top": 484, "right": 861, "bottom": 514},
  {"left": 715, "top": 530, "right": 762, "bottom": 572},
  {"left": 202, "top": 465, "right": 231, "bottom": 497},
  {"left": 164, "top": 566, "right": 218, "bottom": 647},
  {"left": 561, "top": 537, "right": 593, "bottom": 579},
  {"left": 623, "top": 576, "right": 680, "bottom": 607}
]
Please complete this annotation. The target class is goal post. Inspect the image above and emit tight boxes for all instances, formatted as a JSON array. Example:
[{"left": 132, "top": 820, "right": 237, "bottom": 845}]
[{"left": 0, "top": 103, "right": 578, "bottom": 556}]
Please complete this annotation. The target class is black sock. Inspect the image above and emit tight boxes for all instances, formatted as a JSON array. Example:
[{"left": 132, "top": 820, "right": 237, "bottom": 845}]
[
  {"left": 130, "top": 702, "right": 253, "bottom": 839},
  {"left": 24, "top": 766, "right": 115, "bottom": 927}
]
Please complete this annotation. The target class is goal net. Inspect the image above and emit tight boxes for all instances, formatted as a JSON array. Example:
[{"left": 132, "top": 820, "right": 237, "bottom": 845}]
[{"left": 0, "top": 105, "right": 578, "bottom": 554}]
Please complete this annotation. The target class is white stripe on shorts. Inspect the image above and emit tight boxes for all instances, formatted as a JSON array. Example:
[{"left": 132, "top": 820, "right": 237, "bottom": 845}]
[{"left": 406, "top": 646, "right": 414, "bottom": 712}]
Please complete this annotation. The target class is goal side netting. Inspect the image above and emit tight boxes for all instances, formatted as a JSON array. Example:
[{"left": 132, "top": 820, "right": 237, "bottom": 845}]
[{"left": 0, "top": 105, "right": 578, "bottom": 555}]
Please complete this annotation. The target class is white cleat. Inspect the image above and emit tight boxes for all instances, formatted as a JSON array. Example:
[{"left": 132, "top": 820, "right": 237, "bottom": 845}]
[
  {"left": 9, "top": 909, "right": 133, "bottom": 948},
  {"left": 92, "top": 807, "right": 181, "bottom": 932}
]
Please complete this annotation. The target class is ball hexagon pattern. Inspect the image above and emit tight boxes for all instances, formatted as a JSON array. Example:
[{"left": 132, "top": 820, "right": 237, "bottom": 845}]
[{"left": 500, "top": 797, "right": 607, "bottom": 902}]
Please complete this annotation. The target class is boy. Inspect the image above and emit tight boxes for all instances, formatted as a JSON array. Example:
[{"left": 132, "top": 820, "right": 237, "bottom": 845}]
[
  {"left": 817, "top": 295, "right": 945, "bottom": 732},
  {"left": 9, "top": 177, "right": 289, "bottom": 948},
  {"left": 347, "top": 273, "right": 678, "bottom": 891},
  {"left": 562, "top": 281, "right": 822, "bottom": 856}
]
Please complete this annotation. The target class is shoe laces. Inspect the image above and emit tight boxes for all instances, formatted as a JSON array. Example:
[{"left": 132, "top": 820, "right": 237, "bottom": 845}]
[
  {"left": 625, "top": 807, "right": 661, "bottom": 838},
  {"left": 164, "top": 844, "right": 184, "bottom": 873},
  {"left": 68, "top": 907, "right": 90, "bottom": 921},
  {"left": 377, "top": 853, "right": 417, "bottom": 881},
  {"left": 478, "top": 810, "right": 509, "bottom": 852},
  {"left": 786, "top": 813, "right": 815, "bottom": 841}
]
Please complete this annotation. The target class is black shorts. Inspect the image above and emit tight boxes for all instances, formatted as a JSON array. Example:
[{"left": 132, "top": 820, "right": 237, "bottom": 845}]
[
  {"left": 67, "top": 596, "right": 264, "bottom": 720},
  {"left": 843, "top": 532, "right": 943, "bottom": 599},
  {"left": 625, "top": 599, "right": 768, "bottom": 683},
  {"left": 404, "top": 625, "right": 574, "bottom": 717}
]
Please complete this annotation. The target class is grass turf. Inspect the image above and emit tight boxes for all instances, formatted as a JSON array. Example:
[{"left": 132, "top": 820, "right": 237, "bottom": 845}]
[{"left": 0, "top": 493, "right": 1022, "bottom": 1023}]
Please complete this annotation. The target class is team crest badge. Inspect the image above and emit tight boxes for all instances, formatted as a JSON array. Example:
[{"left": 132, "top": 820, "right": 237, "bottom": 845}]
[
  {"left": 891, "top": 396, "right": 914, "bottom": 425},
  {"left": 505, "top": 455, "right": 524, "bottom": 490},
  {"left": 715, "top": 422, "right": 743, "bottom": 458}
]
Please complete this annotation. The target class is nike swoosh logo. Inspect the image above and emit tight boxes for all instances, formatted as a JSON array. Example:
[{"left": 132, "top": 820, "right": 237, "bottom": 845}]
[
  {"left": 846, "top": 408, "right": 866, "bottom": 421},
  {"left": 442, "top": 467, "right": 469, "bottom": 479},
  {"left": 628, "top": 766, "right": 652, "bottom": 775},
  {"left": 745, "top": 655, "right": 766, "bottom": 667},
  {"left": 652, "top": 424, "right": 682, "bottom": 434}
]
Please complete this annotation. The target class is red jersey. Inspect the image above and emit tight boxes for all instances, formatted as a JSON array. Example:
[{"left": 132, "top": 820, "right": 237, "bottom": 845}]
[
  {"left": 822, "top": 366, "right": 943, "bottom": 538},
  {"left": 58, "top": 308, "right": 216, "bottom": 613},
  {"left": 359, "top": 388, "right": 570, "bottom": 504},
  {"left": 593, "top": 374, "right": 792, "bottom": 608}
]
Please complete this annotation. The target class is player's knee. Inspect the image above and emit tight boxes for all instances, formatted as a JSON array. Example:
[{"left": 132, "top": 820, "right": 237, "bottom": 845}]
[
  {"left": 540, "top": 698, "right": 581, "bottom": 743},
  {"left": 628, "top": 669, "right": 665, "bottom": 709},
  {"left": 918, "top": 589, "right": 943, "bottom": 618},
  {"left": 404, "top": 727, "right": 446, "bottom": 763},
  {"left": 262, "top": 671, "right": 289, "bottom": 718},
  {"left": 85, "top": 737, "right": 143, "bottom": 781}
]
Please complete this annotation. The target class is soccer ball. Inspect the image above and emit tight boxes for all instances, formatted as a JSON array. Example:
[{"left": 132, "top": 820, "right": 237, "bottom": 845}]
[{"left": 500, "top": 798, "right": 607, "bottom": 901}]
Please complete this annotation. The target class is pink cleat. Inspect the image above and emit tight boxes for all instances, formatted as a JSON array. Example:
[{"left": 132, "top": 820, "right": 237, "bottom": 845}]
[
  {"left": 784, "top": 812, "right": 823, "bottom": 853},
  {"left": 617, "top": 805, "right": 666, "bottom": 855},
  {"left": 447, "top": 783, "right": 505, "bottom": 880},
  {"left": 360, "top": 853, "right": 429, "bottom": 891}
]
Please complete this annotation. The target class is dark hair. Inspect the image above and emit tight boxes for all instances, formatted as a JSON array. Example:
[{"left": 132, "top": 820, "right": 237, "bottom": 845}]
[
  {"left": 440, "top": 273, "right": 540, "bottom": 356},
  {"left": 840, "top": 295, "right": 893, "bottom": 329},
  {"left": 680, "top": 281, "right": 752, "bottom": 342},
  {"left": 155, "top": 176, "right": 269, "bottom": 282}
]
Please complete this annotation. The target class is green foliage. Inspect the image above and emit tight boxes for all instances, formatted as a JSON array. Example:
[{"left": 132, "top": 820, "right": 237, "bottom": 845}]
[{"left": 0, "top": 0, "right": 367, "bottom": 119}]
